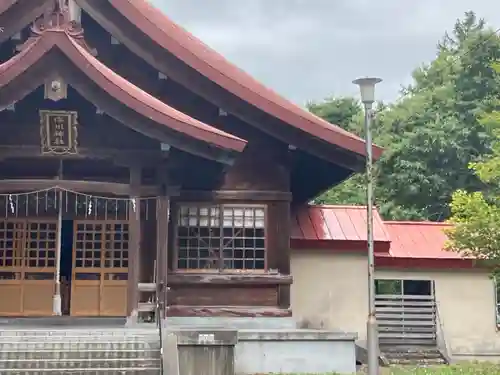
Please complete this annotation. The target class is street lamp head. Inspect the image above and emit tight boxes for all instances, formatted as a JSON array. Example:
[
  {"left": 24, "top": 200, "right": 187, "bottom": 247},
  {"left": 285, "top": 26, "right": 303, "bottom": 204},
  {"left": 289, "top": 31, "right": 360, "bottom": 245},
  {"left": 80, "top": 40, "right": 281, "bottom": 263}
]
[{"left": 352, "top": 77, "right": 382, "bottom": 105}]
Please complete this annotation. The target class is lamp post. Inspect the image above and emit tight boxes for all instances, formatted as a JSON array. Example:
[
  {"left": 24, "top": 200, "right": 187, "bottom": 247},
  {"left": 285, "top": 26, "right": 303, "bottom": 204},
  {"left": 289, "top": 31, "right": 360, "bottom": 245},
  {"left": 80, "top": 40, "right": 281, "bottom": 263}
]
[{"left": 353, "top": 77, "right": 382, "bottom": 375}]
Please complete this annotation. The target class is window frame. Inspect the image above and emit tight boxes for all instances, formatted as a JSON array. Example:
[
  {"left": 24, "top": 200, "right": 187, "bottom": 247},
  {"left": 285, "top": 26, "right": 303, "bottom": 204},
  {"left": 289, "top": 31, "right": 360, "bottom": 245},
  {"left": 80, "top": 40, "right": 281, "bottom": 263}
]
[
  {"left": 172, "top": 202, "right": 268, "bottom": 273},
  {"left": 375, "top": 278, "right": 434, "bottom": 297}
]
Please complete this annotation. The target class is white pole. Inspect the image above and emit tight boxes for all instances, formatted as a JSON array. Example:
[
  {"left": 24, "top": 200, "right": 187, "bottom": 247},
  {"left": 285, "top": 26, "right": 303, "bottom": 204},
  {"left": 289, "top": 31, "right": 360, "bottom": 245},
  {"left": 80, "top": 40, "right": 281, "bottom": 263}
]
[
  {"left": 53, "top": 160, "right": 63, "bottom": 316},
  {"left": 364, "top": 102, "right": 379, "bottom": 375},
  {"left": 353, "top": 77, "right": 382, "bottom": 375}
]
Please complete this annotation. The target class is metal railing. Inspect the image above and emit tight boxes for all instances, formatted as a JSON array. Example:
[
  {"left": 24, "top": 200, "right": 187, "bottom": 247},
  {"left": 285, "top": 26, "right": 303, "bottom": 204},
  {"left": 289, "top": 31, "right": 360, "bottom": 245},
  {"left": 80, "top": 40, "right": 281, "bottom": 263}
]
[
  {"left": 156, "top": 281, "right": 165, "bottom": 375},
  {"left": 435, "top": 301, "right": 451, "bottom": 363},
  {"left": 375, "top": 294, "right": 437, "bottom": 346},
  {"left": 138, "top": 260, "right": 166, "bottom": 374}
]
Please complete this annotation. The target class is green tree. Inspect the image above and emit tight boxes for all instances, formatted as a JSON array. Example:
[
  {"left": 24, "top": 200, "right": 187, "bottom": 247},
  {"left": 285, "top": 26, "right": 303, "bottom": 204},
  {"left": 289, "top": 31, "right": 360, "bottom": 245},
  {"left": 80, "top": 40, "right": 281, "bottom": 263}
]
[
  {"left": 307, "top": 97, "right": 366, "bottom": 206},
  {"left": 446, "top": 62, "right": 500, "bottom": 266},
  {"left": 309, "top": 12, "right": 500, "bottom": 221}
]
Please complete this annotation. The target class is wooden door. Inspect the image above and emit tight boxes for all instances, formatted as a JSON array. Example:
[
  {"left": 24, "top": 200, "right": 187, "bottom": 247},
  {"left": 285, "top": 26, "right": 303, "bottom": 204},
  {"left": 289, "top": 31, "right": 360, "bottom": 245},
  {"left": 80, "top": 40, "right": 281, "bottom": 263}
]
[
  {"left": 70, "top": 220, "right": 129, "bottom": 316},
  {"left": 0, "top": 219, "right": 57, "bottom": 316}
]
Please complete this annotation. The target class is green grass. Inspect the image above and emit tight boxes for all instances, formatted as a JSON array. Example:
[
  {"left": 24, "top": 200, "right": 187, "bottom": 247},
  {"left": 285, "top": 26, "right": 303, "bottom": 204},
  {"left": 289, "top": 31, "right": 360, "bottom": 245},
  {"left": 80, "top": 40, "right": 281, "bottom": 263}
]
[
  {"left": 371, "top": 362, "right": 500, "bottom": 374},
  {"left": 280, "top": 362, "right": 500, "bottom": 374}
]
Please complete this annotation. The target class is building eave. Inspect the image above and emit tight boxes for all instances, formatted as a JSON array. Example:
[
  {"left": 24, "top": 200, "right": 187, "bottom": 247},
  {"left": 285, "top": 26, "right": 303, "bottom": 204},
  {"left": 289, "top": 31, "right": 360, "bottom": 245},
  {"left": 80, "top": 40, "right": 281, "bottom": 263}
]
[
  {"left": 0, "top": 29, "right": 246, "bottom": 163},
  {"left": 76, "top": 0, "right": 383, "bottom": 162}
]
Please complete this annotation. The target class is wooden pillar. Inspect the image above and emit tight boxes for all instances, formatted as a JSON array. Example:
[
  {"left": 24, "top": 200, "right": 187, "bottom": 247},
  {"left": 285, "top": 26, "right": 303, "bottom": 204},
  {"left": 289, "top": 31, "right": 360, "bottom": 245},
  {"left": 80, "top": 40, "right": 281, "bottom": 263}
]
[
  {"left": 156, "top": 195, "right": 169, "bottom": 319},
  {"left": 156, "top": 164, "right": 170, "bottom": 319},
  {"left": 126, "top": 165, "right": 142, "bottom": 323},
  {"left": 268, "top": 200, "right": 291, "bottom": 310}
]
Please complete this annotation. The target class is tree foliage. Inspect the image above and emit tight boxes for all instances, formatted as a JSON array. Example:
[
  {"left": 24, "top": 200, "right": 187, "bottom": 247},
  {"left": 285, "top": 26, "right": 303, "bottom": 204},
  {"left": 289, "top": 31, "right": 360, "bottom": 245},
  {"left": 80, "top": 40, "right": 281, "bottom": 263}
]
[
  {"left": 309, "top": 12, "right": 500, "bottom": 221},
  {"left": 446, "top": 63, "right": 500, "bottom": 265}
]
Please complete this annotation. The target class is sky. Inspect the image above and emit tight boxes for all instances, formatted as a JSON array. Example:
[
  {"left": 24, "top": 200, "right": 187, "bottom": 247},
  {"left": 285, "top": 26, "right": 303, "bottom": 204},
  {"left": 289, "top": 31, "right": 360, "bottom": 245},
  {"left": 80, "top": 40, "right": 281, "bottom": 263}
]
[{"left": 152, "top": 0, "right": 500, "bottom": 106}]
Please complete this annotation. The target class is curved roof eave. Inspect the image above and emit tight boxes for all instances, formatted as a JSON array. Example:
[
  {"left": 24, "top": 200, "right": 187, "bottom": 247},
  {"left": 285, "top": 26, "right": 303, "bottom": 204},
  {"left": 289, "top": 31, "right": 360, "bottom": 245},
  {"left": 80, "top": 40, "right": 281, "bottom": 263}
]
[
  {"left": 90, "top": 0, "right": 383, "bottom": 161},
  {"left": 0, "top": 30, "right": 247, "bottom": 161}
]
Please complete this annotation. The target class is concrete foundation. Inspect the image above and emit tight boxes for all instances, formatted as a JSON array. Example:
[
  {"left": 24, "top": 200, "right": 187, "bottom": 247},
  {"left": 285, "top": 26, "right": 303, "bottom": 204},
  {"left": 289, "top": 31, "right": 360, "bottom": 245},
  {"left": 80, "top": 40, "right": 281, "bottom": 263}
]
[
  {"left": 166, "top": 318, "right": 358, "bottom": 375},
  {"left": 235, "top": 329, "right": 357, "bottom": 374},
  {"left": 0, "top": 317, "right": 358, "bottom": 374},
  {"left": 175, "top": 329, "right": 237, "bottom": 375}
]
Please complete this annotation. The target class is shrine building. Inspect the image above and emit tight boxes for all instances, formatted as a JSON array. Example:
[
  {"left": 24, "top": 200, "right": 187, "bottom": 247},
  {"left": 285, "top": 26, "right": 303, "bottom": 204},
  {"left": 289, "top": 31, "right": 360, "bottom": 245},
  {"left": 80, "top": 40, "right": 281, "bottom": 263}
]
[{"left": 0, "top": 0, "right": 379, "bottom": 321}]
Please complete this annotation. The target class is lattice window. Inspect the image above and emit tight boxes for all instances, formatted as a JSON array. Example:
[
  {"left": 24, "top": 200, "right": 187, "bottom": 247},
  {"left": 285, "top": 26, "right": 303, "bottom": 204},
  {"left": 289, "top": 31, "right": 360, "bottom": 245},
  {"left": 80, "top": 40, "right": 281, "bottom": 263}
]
[
  {"left": 74, "top": 222, "right": 103, "bottom": 268},
  {"left": 176, "top": 204, "right": 266, "bottom": 271},
  {"left": 25, "top": 221, "right": 57, "bottom": 268},
  {"left": 104, "top": 222, "right": 129, "bottom": 268},
  {"left": 0, "top": 221, "right": 23, "bottom": 268},
  {"left": 74, "top": 221, "right": 129, "bottom": 269}
]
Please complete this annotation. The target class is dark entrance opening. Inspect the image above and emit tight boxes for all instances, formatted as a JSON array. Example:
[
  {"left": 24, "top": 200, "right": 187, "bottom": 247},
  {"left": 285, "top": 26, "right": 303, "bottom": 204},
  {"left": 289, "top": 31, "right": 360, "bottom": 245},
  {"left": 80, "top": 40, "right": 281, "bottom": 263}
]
[{"left": 60, "top": 220, "right": 74, "bottom": 315}]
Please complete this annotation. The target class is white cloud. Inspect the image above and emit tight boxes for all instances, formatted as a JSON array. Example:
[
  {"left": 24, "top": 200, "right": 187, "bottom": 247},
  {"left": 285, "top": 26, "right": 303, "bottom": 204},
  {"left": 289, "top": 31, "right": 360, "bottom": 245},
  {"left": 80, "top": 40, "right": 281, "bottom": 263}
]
[{"left": 152, "top": 0, "right": 500, "bottom": 104}]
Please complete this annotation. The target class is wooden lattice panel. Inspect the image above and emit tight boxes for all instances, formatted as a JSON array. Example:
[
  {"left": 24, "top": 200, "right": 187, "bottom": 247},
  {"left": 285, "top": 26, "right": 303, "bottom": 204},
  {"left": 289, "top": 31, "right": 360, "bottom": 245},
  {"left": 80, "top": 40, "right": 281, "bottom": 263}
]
[
  {"left": 0, "top": 220, "right": 24, "bottom": 271},
  {"left": 104, "top": 222, "right": 129, "bottom": 269},
  {"left": 72, "top": 220, "right": 129, "bottom": 316},
  {"left": 74, "top": 222, "right": 104, "bottom": 269},
  {"left": 24, "top": 221, "right": 57, "bottom": 269},
  {"left": 0, "top": 219, "right": 56, "bottom": 316}
]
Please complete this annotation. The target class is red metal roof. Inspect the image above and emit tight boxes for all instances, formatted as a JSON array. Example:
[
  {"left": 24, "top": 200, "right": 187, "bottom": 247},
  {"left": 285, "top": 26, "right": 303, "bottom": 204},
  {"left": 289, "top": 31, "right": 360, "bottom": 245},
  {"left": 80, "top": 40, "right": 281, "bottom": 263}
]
[
  {"left": 375, "top": 221, "right": 476, "bottom": 269},
  {"left": 291, "top": 205, "right": 391, "bottom": 252},
  {"left": 0, "top": 28, "right": 246, "bottom": 158},
  {"left": 383, "top": 221, "right": 461, "bottom": 259},
  {"left": 290, "top": 206, "right": 479, "bottom": 269}
]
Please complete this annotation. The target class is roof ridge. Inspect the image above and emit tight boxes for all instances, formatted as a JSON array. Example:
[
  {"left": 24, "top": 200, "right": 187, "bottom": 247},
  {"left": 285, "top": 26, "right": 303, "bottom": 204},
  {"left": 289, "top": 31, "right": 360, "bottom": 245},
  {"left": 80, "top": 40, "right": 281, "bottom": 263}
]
[
  {"left": 384, "top": 221, "right": 451, "bottom": 226},
  {"left": 308, "top": 204, "right": 368, "bottom": 209}
]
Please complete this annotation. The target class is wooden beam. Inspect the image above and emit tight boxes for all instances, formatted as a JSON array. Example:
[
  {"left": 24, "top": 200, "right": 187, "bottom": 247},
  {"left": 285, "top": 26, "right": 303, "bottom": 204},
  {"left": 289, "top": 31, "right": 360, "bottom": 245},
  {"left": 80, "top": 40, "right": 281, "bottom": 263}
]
[
  {"left": 0, "top": 0, "right": 51, "bottom": 44},
  {"left": 0, "top": 145, "right": 168, "bottom": 166},
  {"left": 176, "top": 190, "right": 292, "bottom": 202},
  {"left": 126, "top": 164, "right": 142, "bottom": 322},
  {"left": 0, "top": 179, "right": 160, "bottom": 196},
  {"left": 167, "top": 306, "right": 292, "bottom": 318},
  {"left": 168, "top": 273, "right": 293, "bottom": 286}
]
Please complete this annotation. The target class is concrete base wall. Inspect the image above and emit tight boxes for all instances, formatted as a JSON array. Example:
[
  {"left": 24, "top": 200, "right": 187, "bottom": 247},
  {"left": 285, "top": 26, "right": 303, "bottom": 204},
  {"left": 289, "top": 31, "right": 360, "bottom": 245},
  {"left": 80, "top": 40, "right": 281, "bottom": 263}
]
[
  {"left": 235, "top": 329, "right": 357, "bottom": 375},
  {"left": 166, "top": 322, "right": 358, "bottom": 375}
]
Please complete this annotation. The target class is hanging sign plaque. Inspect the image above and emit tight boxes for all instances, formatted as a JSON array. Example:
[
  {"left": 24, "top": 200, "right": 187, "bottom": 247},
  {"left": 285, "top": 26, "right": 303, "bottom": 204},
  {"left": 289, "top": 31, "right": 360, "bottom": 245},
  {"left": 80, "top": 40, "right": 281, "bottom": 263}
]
[{"left": 40, "top": 110, "right": 78, "bottom": 155}]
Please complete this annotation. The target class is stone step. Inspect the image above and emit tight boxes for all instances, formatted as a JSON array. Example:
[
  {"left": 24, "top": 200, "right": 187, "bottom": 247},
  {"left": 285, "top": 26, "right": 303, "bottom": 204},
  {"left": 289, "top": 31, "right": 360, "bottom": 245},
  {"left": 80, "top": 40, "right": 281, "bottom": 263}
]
[
  {"left": 387, "top": 358, "right": 447, "bottom": 366},
  {"left": 0, "top": 342, "right": 160, "bottom": 350},
  {"left": 0, "top": 367, "right": 160, "bottom": 374},
  {"left": 380, "top": 344, "right": 447, "bottom": 366},
  {"left": 0, "top": 349, "right": 160, "bottom": 360},
  {"left": 380, "top": 345, "right": 440, "bottom": 352},
  {"left": 0, "top": 329, "right": 158, "bottom": 337},
  {"left": 0, "top": 336, "right": 159, "bottom": 341},
  {"left": 0, "top": 339, "right": 159, "bottom": 343},
  {"left": 0, "top": 328, "right": 163, "bottom": 374},
  {"left": 0, "top": 357, "right": 160, "bottom": 370},
  {"left": 383, "top": 350, "right": 443, "bottom": 359}
]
